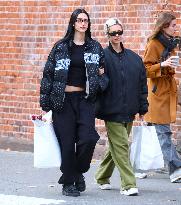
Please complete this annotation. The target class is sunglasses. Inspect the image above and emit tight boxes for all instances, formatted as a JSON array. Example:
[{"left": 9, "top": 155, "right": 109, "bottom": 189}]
[
  {"left": 76, "top": 18, "right": 89, "bottom": 24},
  {"left": 108, "top": 30, "right": 123, "bottom": 36}
]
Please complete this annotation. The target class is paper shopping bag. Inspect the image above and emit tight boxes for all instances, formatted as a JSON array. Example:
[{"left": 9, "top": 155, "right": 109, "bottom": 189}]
[
  {"left": 32, "top": 119, "right": 61, "bottom": 168},
  {"left": 130, "top": 125, "right": 164, "bottom": 170}
]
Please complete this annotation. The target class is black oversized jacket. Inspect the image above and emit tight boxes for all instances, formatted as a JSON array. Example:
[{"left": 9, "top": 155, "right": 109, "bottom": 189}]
[
  {"left": 40, "top": 38, "right": 108, "bottom": 112},
  {"left": 96, "top": 44, "right": 148, "bottom": 123}
]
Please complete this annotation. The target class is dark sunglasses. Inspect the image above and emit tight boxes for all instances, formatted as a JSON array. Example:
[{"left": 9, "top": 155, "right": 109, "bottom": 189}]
[{"left": 108, "top": 30, "right": 123, "bottom": 36}]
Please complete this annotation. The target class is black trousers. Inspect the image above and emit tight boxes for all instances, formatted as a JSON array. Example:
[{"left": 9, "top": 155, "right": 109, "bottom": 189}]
[{"left": 52, "top": 91, "right": 100, "bottom": 184}]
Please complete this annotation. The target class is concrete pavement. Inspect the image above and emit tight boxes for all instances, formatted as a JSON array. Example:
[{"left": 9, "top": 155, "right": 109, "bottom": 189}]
[{"left": 0, "top": 149, "right": 181, "bottom": 205}]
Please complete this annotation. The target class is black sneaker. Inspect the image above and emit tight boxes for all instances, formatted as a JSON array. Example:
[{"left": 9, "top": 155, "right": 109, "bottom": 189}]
[
  {"left": 62, "top": 184, "right": 80, "bottom": 197},
  {"left": 75, "top": 174, "right": 86, "bottom": 192}
]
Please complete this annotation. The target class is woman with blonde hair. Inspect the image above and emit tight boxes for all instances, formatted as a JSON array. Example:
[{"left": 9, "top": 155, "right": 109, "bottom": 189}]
[
  {"left": 143, "top": 11, "right": 181, "bottom": 183},
  {"left": 95, "top": 18, "right": 148, "bottom": 196}
]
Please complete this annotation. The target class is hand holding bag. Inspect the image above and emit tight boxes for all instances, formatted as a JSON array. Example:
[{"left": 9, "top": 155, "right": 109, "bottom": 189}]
[
  {"left": 32, "top": 111, "right": 61, "bottom": 168},
  {"left": 130, "top": 125, "right": 164, "bottom": 170}
]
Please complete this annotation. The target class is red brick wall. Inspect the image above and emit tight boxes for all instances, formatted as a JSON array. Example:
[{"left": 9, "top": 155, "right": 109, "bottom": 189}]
[{"left": 0, "top": 1, "right": 181, "bottom": 144}]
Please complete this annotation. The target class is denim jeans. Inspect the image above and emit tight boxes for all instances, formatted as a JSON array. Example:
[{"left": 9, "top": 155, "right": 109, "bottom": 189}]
[{"left": 154, "top": 124, "right": 181, "bottom": 175}]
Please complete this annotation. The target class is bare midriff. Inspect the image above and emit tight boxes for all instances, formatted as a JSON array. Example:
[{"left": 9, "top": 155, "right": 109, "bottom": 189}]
[{"left": 65, "top": 85, "right": 84, "bottom": 92}]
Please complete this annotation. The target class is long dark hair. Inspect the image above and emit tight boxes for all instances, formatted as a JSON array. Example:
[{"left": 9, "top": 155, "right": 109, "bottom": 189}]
[
  {"left": 148, "top": 12, "right": 176, "bottom": 41},
  {"left": 61, "top": 8, "right": 91, "bottom": 42}
]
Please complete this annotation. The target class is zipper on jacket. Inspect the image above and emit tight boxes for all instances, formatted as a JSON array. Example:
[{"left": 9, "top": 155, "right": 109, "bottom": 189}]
[
  {"left": 85, "top": 64, "right": 89, "bottom": 97},
  {"left": 62, "top": 93, "right": 65, "bottom": 103},
  {"left": 120, "top": 54, "right": 127, "bottom": 110},
  {"left": 84, "top": 46, "right": 90, "bottom": 98}
]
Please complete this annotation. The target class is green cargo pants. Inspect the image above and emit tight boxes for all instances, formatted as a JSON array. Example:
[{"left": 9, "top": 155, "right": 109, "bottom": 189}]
[{"left": 95, "top": 121, "right": 136, "bottom": 190}]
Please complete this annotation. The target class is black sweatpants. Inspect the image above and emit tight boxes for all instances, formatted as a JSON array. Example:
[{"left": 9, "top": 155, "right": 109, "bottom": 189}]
[{"left": 52, "top": 91, "right": 100, "bottom": 185}]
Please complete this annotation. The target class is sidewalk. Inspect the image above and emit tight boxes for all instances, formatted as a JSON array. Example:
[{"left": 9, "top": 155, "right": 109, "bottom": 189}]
[
  {"left": 0, "top": 135, "right": 107, "bottom": 160},
  {"left": 0, "top": 149, "right": 181, "bottom": 205}
]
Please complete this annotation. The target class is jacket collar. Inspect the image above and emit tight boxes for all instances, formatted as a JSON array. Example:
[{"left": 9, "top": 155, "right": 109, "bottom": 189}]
[
  {"left": 108, "top": 42, "right": 124, "bottom": 55},
  {"left": 68, "top": 37, "right": 93, "bottom": 50}
]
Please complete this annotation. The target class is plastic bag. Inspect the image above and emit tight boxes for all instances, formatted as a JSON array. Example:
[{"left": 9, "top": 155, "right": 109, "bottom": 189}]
[
  {"left": 32, "top": 111, "right": 61, "bottom": 168},
  {"left": 178, "top": 83, "right": 181, "bottom": 105},
  {"left": 130, "top": 125, "right": 164, "bottom": 170}
]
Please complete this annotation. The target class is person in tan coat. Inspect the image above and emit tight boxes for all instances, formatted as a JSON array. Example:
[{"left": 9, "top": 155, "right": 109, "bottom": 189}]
[{"left": 143, "top": 11, "right": 181, "bottom": 183}]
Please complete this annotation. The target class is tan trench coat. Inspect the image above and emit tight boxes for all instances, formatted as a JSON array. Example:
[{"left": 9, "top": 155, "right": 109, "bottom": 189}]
[{"left": 143, "top": 39, "right": 177, "bottom": 124}]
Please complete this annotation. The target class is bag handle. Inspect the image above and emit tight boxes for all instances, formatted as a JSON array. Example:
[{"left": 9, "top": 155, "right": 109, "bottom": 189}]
[{"left": 140, "top": 120, "right": 147, "bottom": 126}]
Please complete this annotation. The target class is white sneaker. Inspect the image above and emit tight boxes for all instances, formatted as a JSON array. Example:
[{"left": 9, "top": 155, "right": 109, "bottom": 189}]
[
  {"left": 99, "top": 184, "right": 112, "bottom": 190},
  {"left": 120, "top": 188, "right": 138, "bottom": 196},
  {"left": 135, "top": 172, "right": 147, "bottom": 179},
  {"left": 170, "top": 168, "right": 181, "bottom": 183}
]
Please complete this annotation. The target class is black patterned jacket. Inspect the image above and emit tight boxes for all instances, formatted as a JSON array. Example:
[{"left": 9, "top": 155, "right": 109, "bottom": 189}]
[{"left": 40, "top": 38, "right": 108, "bottom": 112}]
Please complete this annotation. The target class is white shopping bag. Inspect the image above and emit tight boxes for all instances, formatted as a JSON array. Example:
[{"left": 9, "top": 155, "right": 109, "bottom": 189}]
[
  {"left": 130, "top": 125, "right": 164, "bottom": 170},
  {"left": 32, "top": 112, "right": 61, "bottom": 168}
]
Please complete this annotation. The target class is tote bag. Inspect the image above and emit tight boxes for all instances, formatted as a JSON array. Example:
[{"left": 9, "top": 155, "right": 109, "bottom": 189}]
[
  {"left": 178, "top": 82, "right": 181, "bottom": 106},
  {"left": 130, "top": 125, "right": 164, "bottom": 170},
  {"left": 32, "top": 115, "right": 61, "bottom": 168}
]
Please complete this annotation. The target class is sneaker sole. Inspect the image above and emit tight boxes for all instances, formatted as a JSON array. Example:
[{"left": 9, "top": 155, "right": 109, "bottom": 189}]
[
  {"left": 135, "top": 174, "right": 147, "bottom": 179},
  {"left": 99, "top": 184, "right": 112, "bottom": 190},
  {"left": 62, "top": 191, "right": 80, "bottom": 197},
  {"left": 128, "top": 193, "right": 138, "bottom": 196},
  {"left": 100, "top": 186, "right": 112, "bottom": 190},
  {"left": 120, "top": 188, "right": 139, "bottom": 196},
  {"left": 121, "top": 192, "right": 138, "bottom": 196},
  {"left": 171, "top": 176, "right": 181, "bottom": 183}
]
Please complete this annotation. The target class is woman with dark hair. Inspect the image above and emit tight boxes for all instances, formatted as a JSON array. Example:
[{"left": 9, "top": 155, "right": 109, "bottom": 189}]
[
  {"left": 40, "top": 8, "right": 108, "bottom": 197},
  {"left": 143, "top": 11, "right": 181, "bottom": 183}
]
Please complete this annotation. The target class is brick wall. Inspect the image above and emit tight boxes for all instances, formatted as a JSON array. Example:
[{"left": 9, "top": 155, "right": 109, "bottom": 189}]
[{"left": 0, "top": 1, "right": 181, "bottom": 146}]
